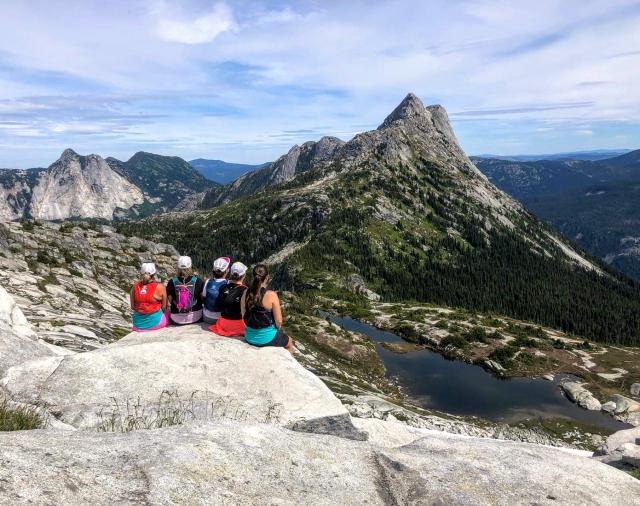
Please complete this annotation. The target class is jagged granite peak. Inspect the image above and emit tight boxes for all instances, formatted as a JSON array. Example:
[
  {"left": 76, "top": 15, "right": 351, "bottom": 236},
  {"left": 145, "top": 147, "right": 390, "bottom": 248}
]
[
  {"left": 202, "top": 135, "right": 345, "bottom": 207},
  {"left": 378, "top": 92, "right": 429, "bottom": 129},
  {"left": 28, "top": 150, "right": 144, "bottom": 221},
  {"left": 60, "top": 147, "right": 80, "bottom": 161},
  {"left": 0, "top": 149, "right": 215, "bottom": 222},
  {"left": 200, "top": 94, "right": 476, "bottom": 209}
]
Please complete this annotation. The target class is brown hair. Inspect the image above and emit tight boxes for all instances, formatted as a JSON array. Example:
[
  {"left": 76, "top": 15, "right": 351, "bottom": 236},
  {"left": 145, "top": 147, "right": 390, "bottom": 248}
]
[{"left": 246, "top": 264, "right": 268, "bottom": 310}]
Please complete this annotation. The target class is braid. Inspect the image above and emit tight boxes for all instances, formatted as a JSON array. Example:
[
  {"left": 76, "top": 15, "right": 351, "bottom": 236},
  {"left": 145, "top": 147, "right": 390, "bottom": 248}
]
[{"left": 247, "top": 264, "right": 268, "bottom": 310}]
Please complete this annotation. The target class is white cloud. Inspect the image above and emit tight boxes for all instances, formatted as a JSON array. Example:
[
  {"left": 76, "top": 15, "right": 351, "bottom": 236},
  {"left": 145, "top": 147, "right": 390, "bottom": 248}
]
[
  {"left": 156, "top": 3, "right": 235, "bottom": 44},
  {"left": 0, "top": 0, "right": 639, "bottom": 165},
  {"left": 576, "top": 129, "right": 594, "bottom": 136}
]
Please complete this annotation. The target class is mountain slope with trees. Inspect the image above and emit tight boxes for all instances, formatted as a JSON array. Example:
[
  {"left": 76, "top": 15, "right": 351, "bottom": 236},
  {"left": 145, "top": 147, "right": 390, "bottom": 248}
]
[
  {"left": 119, "top": 94, "right": 640, "bottom": 346},
  {"left": 474, "top": 151, "right": 640, "bottom": 278}
]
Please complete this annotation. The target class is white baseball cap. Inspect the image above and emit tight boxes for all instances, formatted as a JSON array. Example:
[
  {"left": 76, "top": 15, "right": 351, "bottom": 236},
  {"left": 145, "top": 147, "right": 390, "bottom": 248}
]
[
  {"left": 140, "top": 262, "right": 156, "bottom": 276},
  {"left": 177, "top": 256, "right": 192, "bottom": 269},
  {"left": 230, "top": 261, "right": 247, "bottom": 277},
  {"left": 213, "top": 257, "right": 230, "bottom": 271}
]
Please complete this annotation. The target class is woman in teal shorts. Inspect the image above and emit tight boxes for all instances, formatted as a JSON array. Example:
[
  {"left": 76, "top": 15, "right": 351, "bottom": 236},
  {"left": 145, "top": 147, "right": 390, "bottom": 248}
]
[{"left": 240, "top": 264, "right": 294, "bottom": 353}]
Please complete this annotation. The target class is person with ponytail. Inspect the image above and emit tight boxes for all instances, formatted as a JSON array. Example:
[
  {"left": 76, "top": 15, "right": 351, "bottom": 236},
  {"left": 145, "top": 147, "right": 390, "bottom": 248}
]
[
  {"left": 209, "top": 261, "right": 248, "bottom": 337},
  {"left": 130, "top": 263, "right": 169, "bottom": 332},
  {"left": 240, "top": 264, "right": 294, "bottom": 353}
]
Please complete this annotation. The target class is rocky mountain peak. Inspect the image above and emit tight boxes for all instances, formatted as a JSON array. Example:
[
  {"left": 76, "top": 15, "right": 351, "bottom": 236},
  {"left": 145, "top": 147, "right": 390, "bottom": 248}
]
[
  {"left": 378, "top": 92, "right": 428, "bottom": 129},
  {"left": 59, "top": 148, "right": 80, "bottom": 161}
]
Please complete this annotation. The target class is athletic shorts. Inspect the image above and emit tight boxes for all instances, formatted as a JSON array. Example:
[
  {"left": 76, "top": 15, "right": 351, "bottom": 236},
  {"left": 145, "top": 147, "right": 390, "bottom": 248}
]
[{"left": 261, "top": 328, "right": 290, "bottom": 348}]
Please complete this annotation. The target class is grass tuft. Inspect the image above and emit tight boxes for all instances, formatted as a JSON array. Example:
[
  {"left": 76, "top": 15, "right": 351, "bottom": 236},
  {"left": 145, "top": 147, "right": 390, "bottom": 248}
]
[{"left": 0, "top": 401, "right": 42, "bottom": 431}]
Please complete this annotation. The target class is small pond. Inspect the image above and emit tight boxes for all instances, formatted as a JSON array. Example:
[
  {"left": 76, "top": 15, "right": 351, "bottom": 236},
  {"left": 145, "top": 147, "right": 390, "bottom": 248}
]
[{"left": 327, "top": 314, "right": 629, "bottom": 431}]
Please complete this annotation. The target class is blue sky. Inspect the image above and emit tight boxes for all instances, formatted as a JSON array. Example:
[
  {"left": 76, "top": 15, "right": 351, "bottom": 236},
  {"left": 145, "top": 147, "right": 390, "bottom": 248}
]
[{"left": 1, "top": 0, "right": 639, "bottom": 168}]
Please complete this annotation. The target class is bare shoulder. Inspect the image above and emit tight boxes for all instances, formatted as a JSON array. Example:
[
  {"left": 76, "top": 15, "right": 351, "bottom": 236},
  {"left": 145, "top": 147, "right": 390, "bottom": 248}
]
[{"left": 265, "top": 290, "right": 280, "bottom": 303}]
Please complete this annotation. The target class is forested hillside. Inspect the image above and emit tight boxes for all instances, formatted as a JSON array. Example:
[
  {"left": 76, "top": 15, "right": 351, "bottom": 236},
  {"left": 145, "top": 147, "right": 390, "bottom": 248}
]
[{"left": 119, "top": 95, "right": 640, "bottom": 346}]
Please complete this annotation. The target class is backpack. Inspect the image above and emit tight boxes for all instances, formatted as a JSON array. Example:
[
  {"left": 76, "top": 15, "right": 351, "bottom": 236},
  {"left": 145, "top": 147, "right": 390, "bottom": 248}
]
[
  {"left": 172, "top": 276, "right": 198, "bottom": 313},
  {"left": 203, "top": 278, "right": 228, "bottom": 312}
]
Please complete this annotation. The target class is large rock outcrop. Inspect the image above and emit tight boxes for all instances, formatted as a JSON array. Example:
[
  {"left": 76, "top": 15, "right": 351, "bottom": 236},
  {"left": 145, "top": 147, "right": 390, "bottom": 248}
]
[
  {"left": 1, "top": 325, "right": 352, "bottom": 433},
  {"left": 1, "top": 420, "right": 639, "bottom": 505},
  {"left": 0, "top": 221, "right": 178, "bottom": 349},
  {"left": 1, "top": 320, "right": 640, "bottom": 503},
  {"left": 29, "top": 149, "right": 144, "bottom": 220},
  {"left": 0, "top": 149, "right": 214, "bottom": 221}
]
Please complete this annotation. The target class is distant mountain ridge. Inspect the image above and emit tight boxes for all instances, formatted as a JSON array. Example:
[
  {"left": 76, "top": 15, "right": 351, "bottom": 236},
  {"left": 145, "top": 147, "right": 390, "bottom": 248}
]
[
  {"left": 474, "top": 150, "right": 640, "bottom": 277},
  {"left": 189, "top": 159, "right": 266, "bottom": 184},
  {"left": 474, "top": 149, "right": 633, "bottom": 162},
  {"left": 0, "top": 150, "right": 215, "bottom": 221}
]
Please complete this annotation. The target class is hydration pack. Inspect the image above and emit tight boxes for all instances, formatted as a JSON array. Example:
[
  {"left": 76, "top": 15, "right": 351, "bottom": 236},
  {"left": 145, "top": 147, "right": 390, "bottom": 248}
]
[
  {"left": 172, "top": 276, "right": 197, "bottom": 313},
  {"left": 203, "top": 278, "right": 228, "bottom": 312}
]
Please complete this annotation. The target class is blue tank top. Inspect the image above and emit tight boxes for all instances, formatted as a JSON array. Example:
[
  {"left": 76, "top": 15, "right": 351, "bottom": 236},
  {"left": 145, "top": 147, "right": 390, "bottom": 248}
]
[{"left": 203, "top": 278, "right": 228, "bottom": 312}]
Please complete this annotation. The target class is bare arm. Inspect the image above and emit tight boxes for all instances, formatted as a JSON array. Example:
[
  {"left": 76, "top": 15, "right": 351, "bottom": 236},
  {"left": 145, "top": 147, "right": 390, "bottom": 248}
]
[
  {"left": 269, "top": 291, "right": 283, "bottom": 328},
  {"left": 155, "top": 284, "right": 167, "bottom": 312},
  {"left": 240, "top": 290, "right": 247, "bottom": 318},
  {"left": 129, "top": 286, "right": 135, "bottom": 311}
]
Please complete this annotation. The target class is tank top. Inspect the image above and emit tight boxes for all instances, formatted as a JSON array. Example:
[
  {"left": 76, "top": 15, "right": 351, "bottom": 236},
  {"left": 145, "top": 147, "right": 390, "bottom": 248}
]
[
  {"left": 244, "top": 287, "right": 275, "bottom": 329},
  {"left": 219, "top": 283, "right": 247, "bottom": 320},
  {"left": 133, "top": 282, "right": 162, "bottom": 314}
]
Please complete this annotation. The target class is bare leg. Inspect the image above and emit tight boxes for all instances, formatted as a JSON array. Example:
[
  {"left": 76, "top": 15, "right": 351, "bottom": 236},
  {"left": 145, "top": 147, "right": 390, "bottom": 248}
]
[{"left": 286, "top": 336, "right": 295, "bottom": 354}]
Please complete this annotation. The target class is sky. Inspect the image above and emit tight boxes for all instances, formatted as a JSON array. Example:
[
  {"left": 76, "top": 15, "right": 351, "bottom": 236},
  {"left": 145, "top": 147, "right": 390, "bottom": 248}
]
[{"left": 1, "top": 0, "right": 640, "bottom": 168}]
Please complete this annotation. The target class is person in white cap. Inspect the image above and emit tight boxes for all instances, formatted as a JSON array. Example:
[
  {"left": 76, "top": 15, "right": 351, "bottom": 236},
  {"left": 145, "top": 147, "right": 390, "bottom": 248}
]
[
  {"left": 209, "top": 261, "right": 248, "bottom": 337},
  {"left": 166, "top": 255, "right": 205, "bottom": 325},
  {"left": 202, "top": 256, "right": 230, "bottom": 323},
  {"left": 130, "top": 262, "right": 168, "bottom": 332}
]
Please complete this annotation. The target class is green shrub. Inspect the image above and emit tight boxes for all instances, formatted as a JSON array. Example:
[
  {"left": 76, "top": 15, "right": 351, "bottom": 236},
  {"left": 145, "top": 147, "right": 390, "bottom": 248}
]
[
  {"left": 488, "top": 330, "right": 503, "bottom": 340},
  {"left": 465, "top": 326, "right": 487, "bottom": 343},
  {"left": 36, "top": 250, "right": 57, "bottom": 266},
  {"left": 552, "top": 339, "right": 572, "bottom": 350},
  {"left": 441, "top": 334, "right": 467, "bottom": 349},
  {"left": 517, "top": 351, "right": 535, "bottom": 365},
  {"left": 434, "top": 320, "right": 449, "bottom": 330},
  {"left": 59, "top": 222, "right": 75, "bottom": 234},
  {"left": 0, "top": 402, "right": 42, "bottom": 431},
  {"left": 68, "top": 267, "right": 83, "bottom": 277},
  {"left": 513, "top": 335, "right": 538, "bottom": 348},
  {"left": 488, "top": 345, "right": 517, "bottom": 364},
  {"left": 394, "top": 321, "right": 420, "bottom": 341}
]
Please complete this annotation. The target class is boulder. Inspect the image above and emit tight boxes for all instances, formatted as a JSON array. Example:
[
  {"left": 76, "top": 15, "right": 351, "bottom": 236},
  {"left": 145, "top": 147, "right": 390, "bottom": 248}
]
[
  {"left": 560, "top": 381, "right": 602, "bottom": 411},
  {"left": 1, "top": 325, "right": 352, "bottom": 433},
  {"left": 595, "top": 426, "right": 640, "bottom": 469},
  {"left": 0, "top": 421, "right": 638, "bottom": 505},
  {"left": 631, "top": 383, "right": 640, "bottom": 397},
  {"left": 484, "top": 359, "right": 505, "bottom": 373},
  {"left": 609, "top": 394, "right": 640, "bottom": 415},
  {"left": 596, "top": 426, "right": 640, "bottom": 455},
  {"left": 602, "top": 401, "right": 617, "bottom": 413}
]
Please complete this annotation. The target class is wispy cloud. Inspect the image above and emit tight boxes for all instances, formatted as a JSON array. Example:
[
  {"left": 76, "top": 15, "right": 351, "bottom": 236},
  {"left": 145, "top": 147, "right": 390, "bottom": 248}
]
[
  {"left": 0, "top": 0, "right": 639, "bottom": 166},
  {"left": 155, "top": 3, "right": 236, "bottom": 44}
]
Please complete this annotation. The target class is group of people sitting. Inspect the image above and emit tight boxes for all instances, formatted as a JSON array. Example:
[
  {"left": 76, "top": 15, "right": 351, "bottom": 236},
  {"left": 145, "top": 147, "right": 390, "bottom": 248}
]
[{"left": 129, "top": 255, "right": 294, "bottom": 353}]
